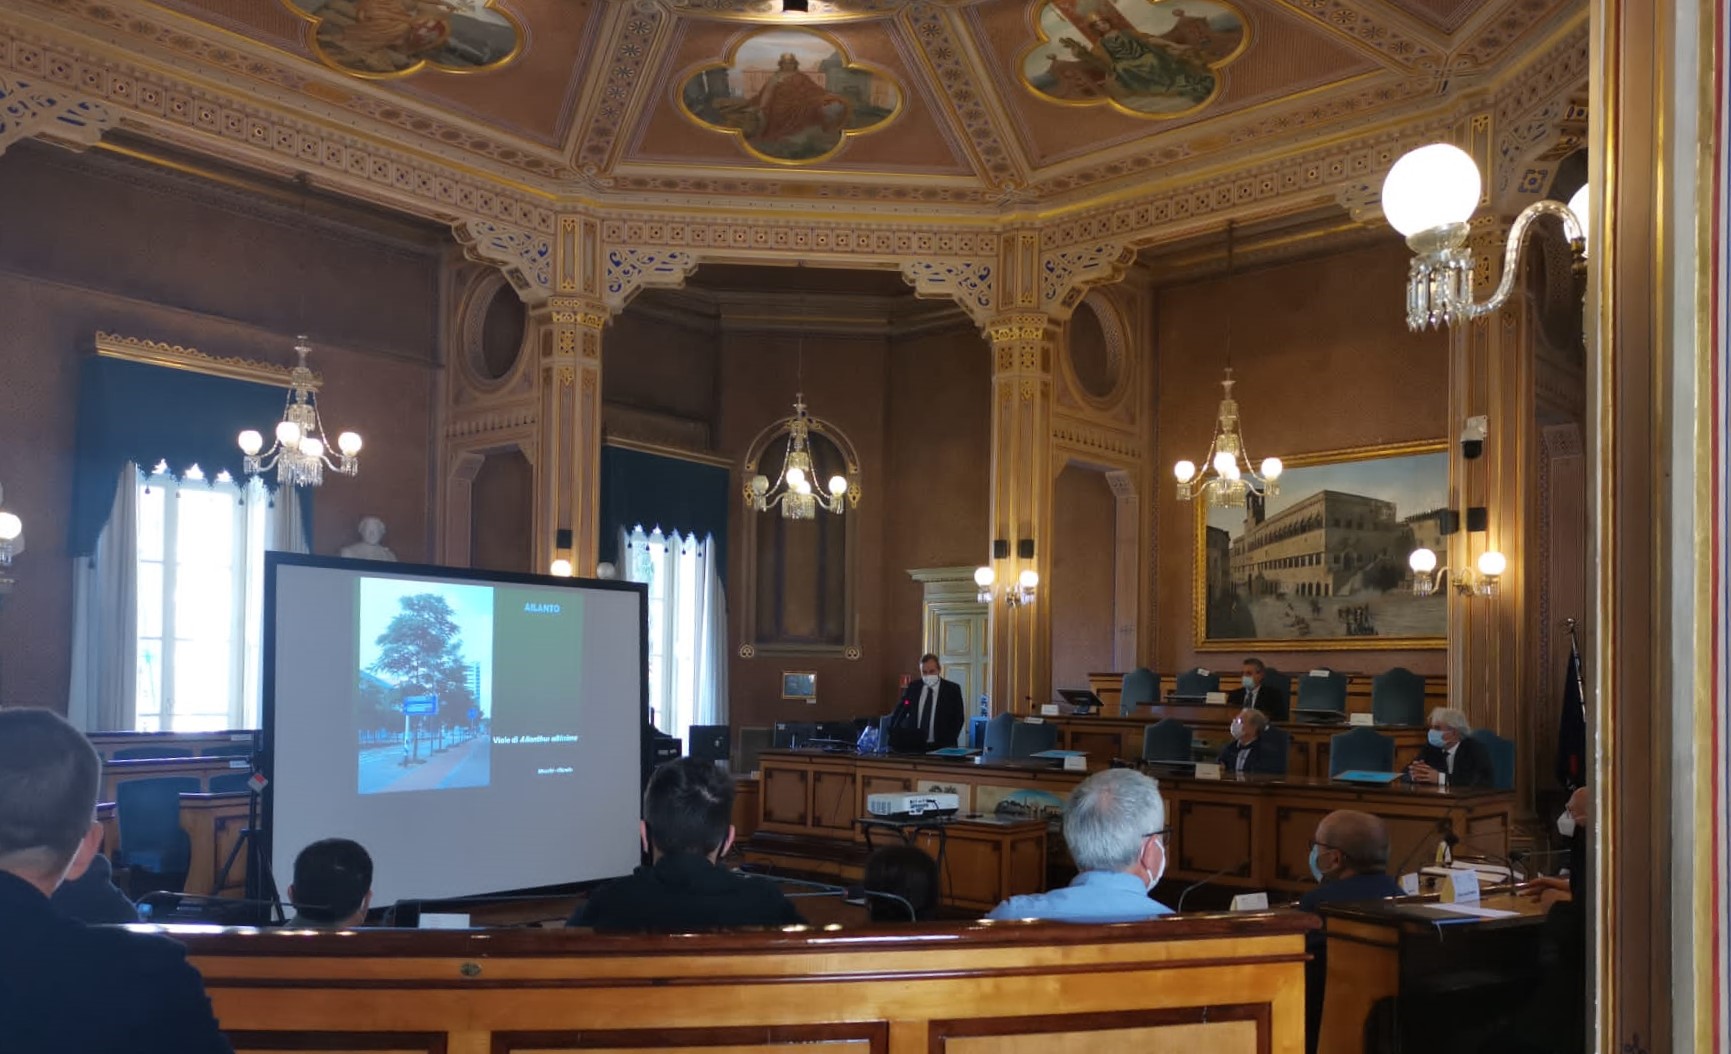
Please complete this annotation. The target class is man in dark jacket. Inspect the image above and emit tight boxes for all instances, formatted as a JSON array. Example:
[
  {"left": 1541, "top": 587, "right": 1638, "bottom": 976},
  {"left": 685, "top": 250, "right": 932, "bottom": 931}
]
[
  {"left": 1407, "top": 706, "right": 1495, "bottom": 788},
  {"left": 569, "top": 757, "right": 804, "bottom": 931},
  {"left": 48, "top": 850, "right": 138, "bottom": 924},
  {"left": 1299, "top": 809, "right": 1405, "bottom": 1054},
  {"left": 1216, "top": 708, "right": 1286, "bottom": 775},
  {"left": 0, "top": 708, "right": 231, "bottom": 1054}
]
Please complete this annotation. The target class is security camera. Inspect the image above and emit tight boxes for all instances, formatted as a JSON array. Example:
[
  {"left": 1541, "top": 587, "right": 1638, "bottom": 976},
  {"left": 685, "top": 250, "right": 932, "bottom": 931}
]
[{"left": 1460, "top": 416, "right": 1488, "bottom": 460}]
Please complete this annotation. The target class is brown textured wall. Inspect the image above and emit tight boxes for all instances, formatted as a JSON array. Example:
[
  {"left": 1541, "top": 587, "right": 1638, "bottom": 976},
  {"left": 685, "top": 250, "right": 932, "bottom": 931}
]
[
  {"left": 0, "top": 148, "right": 441, "bottom": 713},
  {"left": 1049, "top": 465, "right": 1117, "bottom": 693},
  {"left": 1152, "top": 239, "right": 1449, "bottom": 678},
  {"left": 880, "top": 325, "right": 993, "bottom": 675},
  {"left": 468, "top": 449, "right": 533, "bottom": 573},
  {"left": 604, "top": 313, "right": 719, "bottom": 424}
]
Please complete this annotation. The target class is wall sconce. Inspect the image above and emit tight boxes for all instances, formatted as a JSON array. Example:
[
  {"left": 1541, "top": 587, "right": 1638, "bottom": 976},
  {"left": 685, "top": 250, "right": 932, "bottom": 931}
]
[
  {"left": 976, "top": 539, "right": 1039, "bottom": 606},
  {"left": 1408, "top": 545, "right": 1506, "bottom": 598},
  {"left": 549, "top": 528, "right": 574, "bottom": 578},
  {"left": 1381, "top": 144, "right": 1587, "bottom": 331},
  {"left": 0, "top": 482, "right": 23, "bottom": 568}
]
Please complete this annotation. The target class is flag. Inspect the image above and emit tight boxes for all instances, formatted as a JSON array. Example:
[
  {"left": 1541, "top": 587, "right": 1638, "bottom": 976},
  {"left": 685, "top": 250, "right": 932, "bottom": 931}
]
[{"left": 1555, "top": 630, "right": 1587, "bottom": 789}]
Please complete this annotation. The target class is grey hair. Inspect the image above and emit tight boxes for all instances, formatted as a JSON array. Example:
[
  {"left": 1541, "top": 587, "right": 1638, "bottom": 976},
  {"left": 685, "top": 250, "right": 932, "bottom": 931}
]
[
  {"left": 1062, "top": 768, "right": 1166, "bottom": 873},
  {"left": 1237, "top": 708, "right": 1269, "bottom": 733},
  {"left": 1428, "top": 706, "right": 1471, "bottom": 736}
]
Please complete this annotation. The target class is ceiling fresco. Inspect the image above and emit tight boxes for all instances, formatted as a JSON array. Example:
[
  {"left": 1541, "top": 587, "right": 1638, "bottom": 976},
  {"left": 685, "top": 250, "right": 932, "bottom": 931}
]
[{"left": 0, "top": 0, "right": 1584, "bottom": 215}]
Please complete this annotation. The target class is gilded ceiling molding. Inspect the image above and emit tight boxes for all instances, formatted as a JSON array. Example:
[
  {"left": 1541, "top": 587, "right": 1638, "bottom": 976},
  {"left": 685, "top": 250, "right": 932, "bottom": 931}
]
[
  {"left": 0, "top": 75, "right": 110, "bottom": 157},
  {"left": 93, "top": 331, "right": 313, "bottom": 388},
  {"left": 900, "top": 1, "right": 1024, "bottom": 188},
  {"left": 603, "top": 247, "right": 700, "bottom": 312},
  {"left": 453, "top": 219, "right": 554, "bottom": 303},
  {"left": 659, "top": 0, "right": 984, "bottom": 21},
  {"left": 900, "top": 258, "right": 997, "bottom": 324},
  {"left": 575, "top": 3, "right": 668, "bottom": 177},
  {"left": 1039, "top": 241, "right": 1136, "bottom": 317},
  {"left": 1051, "top": 415, "right": 1140, "bottom": 462},
  {"left": 444, "top": 403, "right": 540, "bottom": 440}
]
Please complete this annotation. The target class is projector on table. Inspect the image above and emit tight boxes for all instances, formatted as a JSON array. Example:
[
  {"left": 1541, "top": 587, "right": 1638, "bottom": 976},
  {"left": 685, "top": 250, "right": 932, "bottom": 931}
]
[{"left": 866, "top": 792, "right": 960, "bottom": 821}]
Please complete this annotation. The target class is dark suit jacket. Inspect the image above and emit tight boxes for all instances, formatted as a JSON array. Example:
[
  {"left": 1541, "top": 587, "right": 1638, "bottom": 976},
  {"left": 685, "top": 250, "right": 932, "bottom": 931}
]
[
  {"left": 568, "top": 853, "right": 806, "bottom": 932},
  {"left": 1216, "top": 735, "right": 1285, "bottom": 776},
  {"left": 49, "top": 853, "right": 138, "bottom": 925},
  {"left": 1226, "top": 681, "right": 1289, "bottom": 721},
  {"left": 1416, "top": 735, "right": 1494, "bottom": 788},
  {"left": 1298, "top": 872, "right": 1405, "bottom": 1054},
  {"left": 888, "top": 678, "right": 965, "bottom": 749},
  {"left": 0, "top": 870, "right": 232, "bottom": 1054}
]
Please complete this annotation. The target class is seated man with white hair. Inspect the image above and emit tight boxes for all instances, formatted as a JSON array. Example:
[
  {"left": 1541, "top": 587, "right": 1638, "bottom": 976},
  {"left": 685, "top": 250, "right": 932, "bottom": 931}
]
[
  {"left": 1407, "top": 706, "right": 1493, "bottom": 788},
  {"left": 985, "top": 768, "right": 1173, "bottom": 922}
]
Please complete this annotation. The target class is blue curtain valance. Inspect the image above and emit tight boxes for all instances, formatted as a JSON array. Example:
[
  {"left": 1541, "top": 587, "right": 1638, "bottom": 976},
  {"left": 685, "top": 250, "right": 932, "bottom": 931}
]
[
  {"left": 599, "top": 445, "right": 730, "bottom": 585},
  {"left": 70, "top": 354, "right": 309, "bottom": 556}
]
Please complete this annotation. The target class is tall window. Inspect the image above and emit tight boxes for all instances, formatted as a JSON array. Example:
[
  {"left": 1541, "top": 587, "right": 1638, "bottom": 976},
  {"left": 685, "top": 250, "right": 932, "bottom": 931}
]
[
  {"left": 623, "top": 526, "right": 727, "bottom": 739},
  {"left": 134, "top": 463, "right": 271, "bottom": 731}
]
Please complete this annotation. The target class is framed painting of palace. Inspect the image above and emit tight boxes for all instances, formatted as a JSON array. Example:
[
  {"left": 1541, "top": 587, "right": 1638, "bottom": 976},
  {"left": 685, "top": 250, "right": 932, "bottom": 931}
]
[{"left": 1194, "top": 441, "right": 1450, "bottom": 651}]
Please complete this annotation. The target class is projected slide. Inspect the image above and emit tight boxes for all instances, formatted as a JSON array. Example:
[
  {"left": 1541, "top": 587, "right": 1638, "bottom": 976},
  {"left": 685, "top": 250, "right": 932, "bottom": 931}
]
[
  {"left": 356, "top": 578, "right": 495, "bottom": 795},
  {"left": 268, "top": 556, "right": 645, "bottom": 905}
]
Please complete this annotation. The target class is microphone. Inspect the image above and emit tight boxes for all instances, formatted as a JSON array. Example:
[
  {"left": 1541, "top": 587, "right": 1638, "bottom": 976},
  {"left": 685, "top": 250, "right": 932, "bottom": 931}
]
[
  {"left": 1390, "top": 815, "right": 1455, "bottom": 879},
  {"left": 1177, "top": 864, "right": 1245, "bottom": 912},
  {"left": 844, "top": 885, "right": 920, "bottom": 921}
]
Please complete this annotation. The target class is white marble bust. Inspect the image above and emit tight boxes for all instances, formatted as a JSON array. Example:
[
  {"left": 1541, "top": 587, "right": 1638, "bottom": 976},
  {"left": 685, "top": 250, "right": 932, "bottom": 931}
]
[{"left": 340, "top": 515, "right": 396, "bottom": 562}]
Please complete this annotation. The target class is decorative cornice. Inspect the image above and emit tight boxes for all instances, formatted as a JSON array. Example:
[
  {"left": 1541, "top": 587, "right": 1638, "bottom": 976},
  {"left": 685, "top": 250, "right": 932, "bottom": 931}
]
[
  {"left": 93, "top": 330, "right": 312, "bottom": 387},
  {"left": 1051, "top": 416, "right": 1142, "bottom": 462},
  {"left": 0, "top": 74, "right": 110, "bottom": 156},
  {"left": 444, "top": 403, "right": 539, "bottom": 440},
  {"left": 453, "top": 219, "right": 554, "bottom": 303}
]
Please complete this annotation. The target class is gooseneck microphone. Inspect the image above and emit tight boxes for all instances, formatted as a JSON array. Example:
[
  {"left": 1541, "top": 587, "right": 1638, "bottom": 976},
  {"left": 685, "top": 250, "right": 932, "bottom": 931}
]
[{"left": 1177, "top": 864, "right": 1247, "bottom": 912}]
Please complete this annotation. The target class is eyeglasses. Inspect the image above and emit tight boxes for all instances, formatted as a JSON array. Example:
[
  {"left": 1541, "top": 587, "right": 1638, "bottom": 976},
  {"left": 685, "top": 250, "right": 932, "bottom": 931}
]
[
  {"left": 1145, "top": 828, "right": 1171, "bottom": 847},
  {"left": 1309, "top": 840, "right": 1340, "bottom": 853}
]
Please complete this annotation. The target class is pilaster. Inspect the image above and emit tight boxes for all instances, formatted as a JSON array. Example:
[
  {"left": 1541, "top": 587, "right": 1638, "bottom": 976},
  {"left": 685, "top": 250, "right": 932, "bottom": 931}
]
[{"left": 537, "top": 296, "right": 607, "bottom": 575}]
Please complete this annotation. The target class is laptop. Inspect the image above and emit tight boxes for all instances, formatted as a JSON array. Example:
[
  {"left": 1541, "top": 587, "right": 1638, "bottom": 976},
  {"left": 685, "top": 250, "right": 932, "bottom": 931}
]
[{"left": 1057, "top": 689, "right": 1105, "bottom": 713}]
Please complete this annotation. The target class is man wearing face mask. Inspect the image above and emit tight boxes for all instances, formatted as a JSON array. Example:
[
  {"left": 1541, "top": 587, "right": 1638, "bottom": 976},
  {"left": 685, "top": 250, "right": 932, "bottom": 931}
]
[
  {"left": 1216, "top": 708, "right": 1285, "bottom": 775},
  {"left": 985, "top": 768, "right": 1173, "bottom": 922},
  {"left": 1297, "top": 810, "right": 1404, "bottom": 1054},
  {"left": 887, "top": 653, "right": 965, "bottom": 752},
  {"left": 1407, "top": 706, "right": 1493, "bottom": 787},
  {"left": 1226, "top": 657, "right": 1288, "bottom": 721}
]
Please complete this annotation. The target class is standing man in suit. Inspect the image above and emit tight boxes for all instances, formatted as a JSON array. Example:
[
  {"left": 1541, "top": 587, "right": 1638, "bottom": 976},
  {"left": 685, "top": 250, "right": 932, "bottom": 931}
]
[
  {"left": 1216, "top": 708, "right": 1286, "bottom": 775},
  {"left": 1227, "top": 657, "right": 1289, "bottom": 721},
  {"left": 0, "top": 708, "right": 232, "bottom": 1053},
  {"left": 887, "top": 653, "right": 965, "bottom": 750},
  {"left": 1407, "top": 706, "right": 1493, "bottom": 788}
]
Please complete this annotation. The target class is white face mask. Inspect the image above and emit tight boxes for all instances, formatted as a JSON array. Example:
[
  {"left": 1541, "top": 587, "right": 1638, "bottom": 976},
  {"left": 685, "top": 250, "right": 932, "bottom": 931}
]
[
  {"left": 1242, "top": 674, "right": 1255, "bottom": 690},
  {"left": 921, "top": 673, "right": 939, "bottom": 688},
  {"left": 1556, "top": 811, "right": 1576, "bottom": 838},
  {"left": 1145, "top": 843, "right": 1165, "bottom": 892}
]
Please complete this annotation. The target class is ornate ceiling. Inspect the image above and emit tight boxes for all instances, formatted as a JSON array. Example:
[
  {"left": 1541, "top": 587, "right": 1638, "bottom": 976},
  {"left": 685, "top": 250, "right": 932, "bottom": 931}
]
[{"left": 1, "top": 0, "right": 1582, "bottom": 219}]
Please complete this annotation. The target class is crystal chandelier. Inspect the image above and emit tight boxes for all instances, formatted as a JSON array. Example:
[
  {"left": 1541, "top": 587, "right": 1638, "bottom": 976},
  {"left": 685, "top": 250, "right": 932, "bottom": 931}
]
[
  {"left": 237, "top": 337, "right": 361, "bottom": 487},
  {"left": 1172, "top": 368, "right": 1283, "bottom": 507},
  {"left": 746, "top": 394, "right": 859, "bottom": 520}
]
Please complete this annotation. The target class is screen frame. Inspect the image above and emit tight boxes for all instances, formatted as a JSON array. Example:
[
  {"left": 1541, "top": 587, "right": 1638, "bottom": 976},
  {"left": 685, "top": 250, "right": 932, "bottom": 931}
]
[{"left": 258, "top": 551, "right": 649, "bottom": 904}]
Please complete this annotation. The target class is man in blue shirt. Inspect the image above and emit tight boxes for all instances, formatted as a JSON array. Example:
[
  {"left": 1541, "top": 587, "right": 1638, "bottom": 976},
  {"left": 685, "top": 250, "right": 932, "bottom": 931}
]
[{"left": 985, "top": 768, "right": 1174, "bottom": 922}]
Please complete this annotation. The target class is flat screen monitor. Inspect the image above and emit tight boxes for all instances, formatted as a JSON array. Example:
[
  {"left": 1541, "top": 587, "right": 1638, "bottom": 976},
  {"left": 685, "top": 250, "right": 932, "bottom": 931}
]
[
  {"left": 688, "top": 724, "right": 730, "bottom": 764},
  {"left": 1057, "top": 689, "right": 1105, "bottom": 711},
  {"left": 772, "top": 722, "right": 820, "bottom": 749},
  {"left": 263, "top": 554, "right": 647, "bottom": 906}
]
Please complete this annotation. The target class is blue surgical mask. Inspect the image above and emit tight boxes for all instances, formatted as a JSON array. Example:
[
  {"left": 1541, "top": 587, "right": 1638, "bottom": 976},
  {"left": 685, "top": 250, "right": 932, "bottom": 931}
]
[
  {"left": 1308, "top": 843, "right": 1325, "bottom": 882},
  {"left": 1241, "top": 675, "right": 1255, "bottom": 690},
  {"left": 1427, "top": 729, "right": 1446, "bottom": 748}
]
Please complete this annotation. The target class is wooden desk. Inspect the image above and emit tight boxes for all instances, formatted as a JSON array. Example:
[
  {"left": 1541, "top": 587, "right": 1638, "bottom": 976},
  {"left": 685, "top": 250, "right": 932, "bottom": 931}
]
[
  {"left": 1048, "top": 708, "right": 1429, "bottom": 779},
  {"left": 97, "top": 791, "right": 250, "bottom": 896},
  {"left": 180, "top": 913, "right": 1316, "bottom": 1054},
  {"left": 752, "top": 750, "right": 1512, "bottom": 895},
  {"left": 1086, "top": 672, "right": 1449, "bottom": 718},
  {"left": 1316, "top": 891, "right": 1554, "bottom": 1053}
]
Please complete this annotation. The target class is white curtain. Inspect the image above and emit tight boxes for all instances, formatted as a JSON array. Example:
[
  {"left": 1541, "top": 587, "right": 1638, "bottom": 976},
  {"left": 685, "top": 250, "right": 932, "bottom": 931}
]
[
  {"left": 239, "top": 482, "right": 309, "bottom": 726},
  {"left": 67, "top": 464, "right": 138, "bottom": 732},
  {"left": 622, "top": 525, "right": 728, "bottom": 739}
]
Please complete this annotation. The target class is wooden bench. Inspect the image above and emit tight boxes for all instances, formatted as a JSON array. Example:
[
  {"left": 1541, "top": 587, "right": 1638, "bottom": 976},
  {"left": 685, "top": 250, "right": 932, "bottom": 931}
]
[{"left": 179, "top": 912, "right": 1316, "bottom": 1053}]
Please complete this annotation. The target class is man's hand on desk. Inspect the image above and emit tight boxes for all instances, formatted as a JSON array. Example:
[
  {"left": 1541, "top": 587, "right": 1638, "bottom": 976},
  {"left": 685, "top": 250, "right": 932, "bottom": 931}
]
[
  {"left": 1521, "top": 876, "right": 1572, "bottom": 904},
  {"left": 1407, "top": 760, "right": 1440, "bottom": 784}
]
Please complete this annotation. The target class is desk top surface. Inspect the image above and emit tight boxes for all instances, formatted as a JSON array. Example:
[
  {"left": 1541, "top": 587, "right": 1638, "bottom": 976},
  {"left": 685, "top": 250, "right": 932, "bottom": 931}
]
[
  {"left": 1318, "top": 889, "right": 1557, "bottom": 930},
  {"left": 1050, "top": 705, "right": 1426, "bottom": 731},
  {"left": 759, "top": 749, "right": 1508, "bottom": 800}
]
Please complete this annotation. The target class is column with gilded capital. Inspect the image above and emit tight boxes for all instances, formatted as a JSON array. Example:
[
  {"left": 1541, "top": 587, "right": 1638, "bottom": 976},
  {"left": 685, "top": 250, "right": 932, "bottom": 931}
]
[
  {"left": 535, "top": 215, "right": 609, "bottom": 574},
  {"left": 985, "top": 313, "right": 1056, "bottom": 714}
]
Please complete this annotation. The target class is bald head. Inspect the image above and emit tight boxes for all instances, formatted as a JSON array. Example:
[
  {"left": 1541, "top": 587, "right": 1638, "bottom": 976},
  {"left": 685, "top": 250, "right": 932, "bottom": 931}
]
[{"left": 1315, "top": 810, "right": 1390, "bottom": 874}]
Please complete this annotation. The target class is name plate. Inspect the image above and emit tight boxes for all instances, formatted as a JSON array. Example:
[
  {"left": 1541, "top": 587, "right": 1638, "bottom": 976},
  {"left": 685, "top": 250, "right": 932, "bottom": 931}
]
[
  {"left": 1204, "top": 691, "right": 1228, "bottom": 707},
  {"left": 418, "top": 913, "right": 472, "bottom": 930},
  {"left": 1023, "top": 715, "right": 1044, "bottom": 724},
  {"left": 1399, "top": 872, "right": 1421, "bottom": 895},
  {"left": 1440, "top": 868, "right": 1481, "bottom": 904},
  {"left": 1229, "top": 892, "right": 1269, "bottom": 912},
  {"left": 1193, "top": 762, "right": 1223, "bottom": 780},
  {"left": 1349, "top": 712, "right": 1375, "bottom": 727},
  {"left": 1040, "top": 703, "right": 1061, "bottom": 716},
  {"left": 1062, "top": 754, "right": 1088, "bottom": 772}
]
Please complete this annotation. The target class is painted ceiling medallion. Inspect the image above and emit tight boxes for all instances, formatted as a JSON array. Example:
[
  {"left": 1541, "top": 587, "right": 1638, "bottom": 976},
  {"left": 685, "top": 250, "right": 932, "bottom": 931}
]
[
  {"left": 679, "top": 28, "right": 902, "bottom": 165},
  {"left": 284, "top": 0, "right": 524, "bottom": 80},
  {"left": 1021, "top": 0, "right": 1249, "bottom": 119}
]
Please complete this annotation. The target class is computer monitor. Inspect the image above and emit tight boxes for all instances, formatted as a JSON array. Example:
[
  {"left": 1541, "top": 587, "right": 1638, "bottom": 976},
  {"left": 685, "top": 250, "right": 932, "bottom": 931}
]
[
  {"left": 1057, "top": 689, "right": 1105, "bottom": 712},
  {"left": 772, "top": 721, "right": 820, "bottom": 749},
  {"left": 688, "top": 724, "right": 730, "bottom": 764}
]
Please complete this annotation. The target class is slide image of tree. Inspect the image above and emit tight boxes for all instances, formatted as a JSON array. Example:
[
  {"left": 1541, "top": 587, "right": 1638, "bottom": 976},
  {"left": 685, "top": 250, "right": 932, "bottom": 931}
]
[{"left": 356, "top": 577, "right": 495, "bottom": 795}]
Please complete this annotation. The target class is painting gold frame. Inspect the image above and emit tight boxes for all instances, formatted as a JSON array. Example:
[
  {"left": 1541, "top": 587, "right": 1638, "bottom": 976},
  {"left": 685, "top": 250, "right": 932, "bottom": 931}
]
[
  {"left": 1018, "top": 0, "right": 1252, "bottom": 122},
  {"left": 281, "top": 0, "right": 526, "bottom": 82},
  {"left": 1191, "top": 439, "right": 1448, "bottom": 652},
  {"left": 780, "top": 671, "right": 818, "bottom": 701},
  {"left": 673, "top": 26, "right": 905, "bottom": 167}
]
